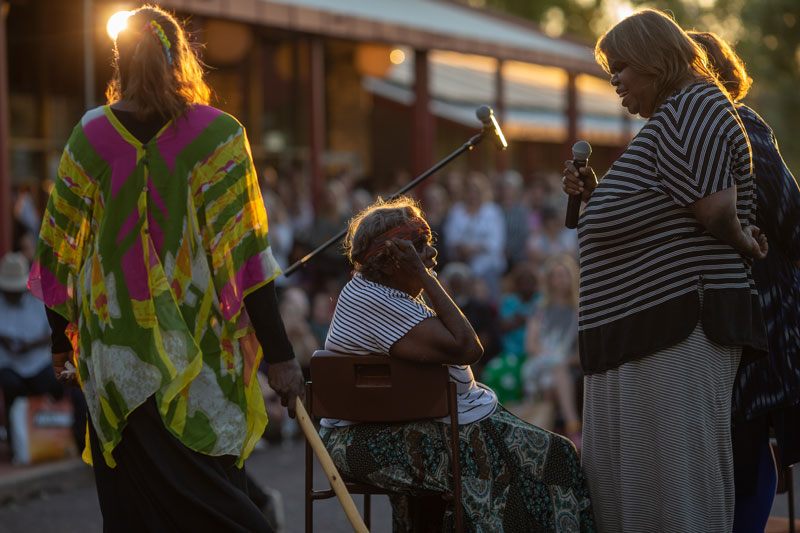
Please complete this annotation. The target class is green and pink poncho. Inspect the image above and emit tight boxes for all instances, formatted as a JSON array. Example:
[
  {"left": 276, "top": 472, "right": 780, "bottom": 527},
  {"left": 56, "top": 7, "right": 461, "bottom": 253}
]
[{"left": 29, "top": 104, "right": 280, "bottom": 467}]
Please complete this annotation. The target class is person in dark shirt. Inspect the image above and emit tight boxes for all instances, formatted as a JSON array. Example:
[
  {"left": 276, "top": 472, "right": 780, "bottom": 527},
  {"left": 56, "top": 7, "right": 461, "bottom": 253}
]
[{"left": 690, "top": 30, "right": 800, "bottom": 533}]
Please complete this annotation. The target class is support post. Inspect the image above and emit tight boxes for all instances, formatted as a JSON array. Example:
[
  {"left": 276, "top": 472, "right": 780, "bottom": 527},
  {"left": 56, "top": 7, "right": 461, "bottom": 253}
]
[
  {"left": 83, "top": 0, "right": 95, "bottom": 109},
  {"left": 308, "top": 37, "right": 325, "bottom": 213},
  {"left": 413, "top": 49, "right": 434, "bottom": 181},
  {"left": 0, "top": 2, "right": 9, "bottom": 257}
]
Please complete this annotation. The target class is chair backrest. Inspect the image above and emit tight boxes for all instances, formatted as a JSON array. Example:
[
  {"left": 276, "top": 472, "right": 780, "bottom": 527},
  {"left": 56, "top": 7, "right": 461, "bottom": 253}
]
[{"left": 309, "top": 350, "right": 451, "bottom": 422}]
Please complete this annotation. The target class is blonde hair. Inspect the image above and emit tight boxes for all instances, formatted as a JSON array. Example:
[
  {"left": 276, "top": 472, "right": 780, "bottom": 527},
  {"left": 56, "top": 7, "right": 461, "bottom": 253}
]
[
  {"left": 595, "top": 9, "right": 719, "bottom": 112},
  {"left": 541, "top": 254, "right": 579, "bottom": 308},
  {"left": 688, "top": 31, "right": 752, "bottom": 101},
  {"left": 343, "top": 196, "right": 426, "bottom": 282},
  {"left": 106, "top": 5, "right": 210, "bottom": 122}
]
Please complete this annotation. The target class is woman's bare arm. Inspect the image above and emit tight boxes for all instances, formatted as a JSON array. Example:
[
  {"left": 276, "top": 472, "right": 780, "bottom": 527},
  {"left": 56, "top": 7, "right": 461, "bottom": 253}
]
[
  {"left": 387, "top": 239, "right": 483, "bottom": 365},
  {"left": 689, "top": 186, "right": 767, "bottom": 260}
]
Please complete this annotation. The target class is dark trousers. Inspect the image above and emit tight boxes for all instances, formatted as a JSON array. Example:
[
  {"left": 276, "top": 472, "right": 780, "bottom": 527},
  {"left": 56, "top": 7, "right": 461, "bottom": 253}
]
[{"left": 88, "top": 395, "right": 272, "bottom": 533}]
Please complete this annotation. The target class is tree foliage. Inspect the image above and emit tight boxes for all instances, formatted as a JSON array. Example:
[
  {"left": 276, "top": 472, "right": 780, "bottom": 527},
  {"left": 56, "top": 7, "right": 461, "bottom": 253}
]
[{"left": 476, "top": 0, "right": 800, "bottom": 173}]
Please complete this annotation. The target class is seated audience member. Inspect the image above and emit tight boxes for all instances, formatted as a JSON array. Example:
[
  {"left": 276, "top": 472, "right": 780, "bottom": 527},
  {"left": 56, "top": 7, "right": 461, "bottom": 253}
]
[
  {"left": 278, "top": 287, "right": 320, "bottom": 374},
  {"left": 525, "top": 203, "right": 578, "bottom": 264},
  {"left": 438, "top": 262, "right": 502, "bottom": 367},
  {"left": 319, "top": 196, "right": 594, "bottom": 532},
  {"left": 297, "top": 179, "right": 351, "bottom": 290},
  {"left": 261, "top": 189, "right": 294, "bottom": 288},
  {"left": 0, "top": 253, "right": 85, "bottom": 457},
  {"left": 420, "top": 182, "right": 451, "bottom": 269},
  {"left": 443, "top": 172, "right": 506, "bottom": 300},
  {"left": 522, "top": 255, "right": 582, "bottom": 447},
  {"left": 309, "top": 290, "right": 335, "bottom": 349},
  {"left": 479, "top": 262, "right": 541, "bottom": 405},
  {"left": 498, "top": 261, "right": 541, "bottom": 357},
  {"left": 12, "top": 224, "right": 37, "bottom": 264},
  {"left": 499, "top": 170, "right": 533, "bottom": 269}
]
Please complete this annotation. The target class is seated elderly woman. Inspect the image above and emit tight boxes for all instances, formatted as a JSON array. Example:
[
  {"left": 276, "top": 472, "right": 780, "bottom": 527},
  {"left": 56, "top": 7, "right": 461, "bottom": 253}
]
[{"left": 319, "top": 196, "right": 594, "bottom": 532}]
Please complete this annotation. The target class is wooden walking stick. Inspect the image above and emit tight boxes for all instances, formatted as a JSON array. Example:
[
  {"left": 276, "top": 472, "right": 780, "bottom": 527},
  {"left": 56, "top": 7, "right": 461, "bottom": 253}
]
[{"left": 295, "top": 397, "right": 369, "bottom": 533}]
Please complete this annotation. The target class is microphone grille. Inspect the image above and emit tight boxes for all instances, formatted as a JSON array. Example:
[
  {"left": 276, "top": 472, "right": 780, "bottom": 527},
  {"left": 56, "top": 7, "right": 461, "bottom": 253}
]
[
  {"left": 476, "top": 105, "right": 492, "bottom": 123},
  {"left": 572, "top": 140, "right": 592, "bottom": 160}
]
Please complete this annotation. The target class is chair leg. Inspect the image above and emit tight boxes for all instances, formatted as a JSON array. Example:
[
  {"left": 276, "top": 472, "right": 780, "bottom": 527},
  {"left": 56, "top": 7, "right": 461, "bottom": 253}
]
[
  {"left": 788, "top": 466, "right": 795, "bottom": 533},
  {"left": 363, "top": 494, "right": 371, "bottom": 530}
]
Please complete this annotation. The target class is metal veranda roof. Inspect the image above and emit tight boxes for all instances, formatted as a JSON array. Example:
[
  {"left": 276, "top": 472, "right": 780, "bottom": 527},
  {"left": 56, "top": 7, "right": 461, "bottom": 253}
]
[{"left": 159, "top": 0, "right": 603, "bottom": 75}]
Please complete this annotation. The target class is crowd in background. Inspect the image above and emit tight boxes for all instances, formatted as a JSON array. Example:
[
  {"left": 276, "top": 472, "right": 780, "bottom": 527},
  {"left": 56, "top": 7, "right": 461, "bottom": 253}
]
[
  {"left": 256, "top": 163, "right": 584, "bottom": 442},
  {"left": 2, "top": 161, "right": 586, "bottom": 457}
]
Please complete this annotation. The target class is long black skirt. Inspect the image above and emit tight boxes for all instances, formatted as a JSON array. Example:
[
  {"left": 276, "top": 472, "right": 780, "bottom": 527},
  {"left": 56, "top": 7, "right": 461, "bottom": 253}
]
[{"left": 88, "top": 395, "right": 271, "bottom": 533}]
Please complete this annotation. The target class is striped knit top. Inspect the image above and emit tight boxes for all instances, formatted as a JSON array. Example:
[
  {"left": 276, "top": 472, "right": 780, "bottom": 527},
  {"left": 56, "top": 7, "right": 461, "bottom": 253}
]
[
  {"left": 577, "top": 82, "right": 767, "bottom": 374},
  {"left": 321, "top": 273, "right": 498, "bottom": 427}
]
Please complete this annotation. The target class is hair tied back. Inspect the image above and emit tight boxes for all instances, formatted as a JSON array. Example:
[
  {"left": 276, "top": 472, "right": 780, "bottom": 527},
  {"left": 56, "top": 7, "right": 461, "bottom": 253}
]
[{"left": 142, "top": 20, "right": 172, "bottom": 65}]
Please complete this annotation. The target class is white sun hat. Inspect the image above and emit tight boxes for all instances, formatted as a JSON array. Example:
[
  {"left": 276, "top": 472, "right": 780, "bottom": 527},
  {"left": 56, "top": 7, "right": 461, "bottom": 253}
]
[{"left": 0, "top": 252, "right": 30, "bottom": 293}]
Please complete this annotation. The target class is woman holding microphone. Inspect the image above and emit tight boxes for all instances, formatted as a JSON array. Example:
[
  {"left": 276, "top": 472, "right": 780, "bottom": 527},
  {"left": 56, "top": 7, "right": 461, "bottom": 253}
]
[{"left": 562, "top": 9, "right": 768, "bottom": 531}]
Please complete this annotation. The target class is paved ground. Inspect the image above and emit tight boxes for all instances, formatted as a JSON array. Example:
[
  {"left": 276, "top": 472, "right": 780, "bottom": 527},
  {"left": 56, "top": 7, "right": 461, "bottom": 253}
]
[
  {"left": 0, "top": 436, "right": 797, "bottom": 533},
  {"left": 0, "top": 439, "right": 391, "bottom": 533}
]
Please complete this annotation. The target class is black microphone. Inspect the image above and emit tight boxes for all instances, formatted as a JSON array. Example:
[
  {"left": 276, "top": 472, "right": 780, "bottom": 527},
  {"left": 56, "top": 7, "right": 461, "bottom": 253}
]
[
  {"left": 476, "top": 105, "right": 508, "bottom": 151},
  {"left": 565, "top": 140, "right": 592, "bottom": 229}
]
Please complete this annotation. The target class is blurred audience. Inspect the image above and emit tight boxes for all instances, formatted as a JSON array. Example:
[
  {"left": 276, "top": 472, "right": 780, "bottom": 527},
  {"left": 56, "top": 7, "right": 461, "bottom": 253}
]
[
  {"left": 443, "top": 172, "right": 506, "bottom": 300},
  {"left": 421, "top": 182, "right": 451, "bottom": 269},
  {"left": 309, "top": 291, "right": 335, "bottom": 349},
  {"left": 522, "top": 254, "right": 582, "bottom": 447},
  {"left": 256, "top": 162, "right": 586, "bottom": 433},
  {"left": 439, "top": 262, "right": 501, "bottom": 369},
  {"left": 296, "top": 179, "right": 351, "bottom": 291},
  {"left": 525, "top": 202, "right": 578, "bottom": 264},
  {"left": 0, "top": 253, "right": 85, "bottom": 459},
  {"left": 499, "top": 170, "right": 532, "bottom": 269},
  {"left": 278, "top": 287, "right": 320, "bottom": 373},
  {"left": 261, "top": 190, "right": 294, "bottom": 288},
  {"left": 498, "top": 261, "right": 541, "bottom": 358}
]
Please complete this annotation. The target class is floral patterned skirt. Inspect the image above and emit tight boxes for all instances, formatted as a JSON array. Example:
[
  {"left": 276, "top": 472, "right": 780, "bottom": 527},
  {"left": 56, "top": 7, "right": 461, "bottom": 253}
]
[{"left": 319, "top": 406, "right": 594, "bottom": 532}]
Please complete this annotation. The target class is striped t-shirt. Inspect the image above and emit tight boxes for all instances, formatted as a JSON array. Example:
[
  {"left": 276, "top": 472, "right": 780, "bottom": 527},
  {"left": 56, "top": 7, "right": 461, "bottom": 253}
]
[
  {"left": 320, "top": 273, "right": 498, "bottom": 427},
  {"left": 577, "top": 82, "right": 767, "bottom": 374}
]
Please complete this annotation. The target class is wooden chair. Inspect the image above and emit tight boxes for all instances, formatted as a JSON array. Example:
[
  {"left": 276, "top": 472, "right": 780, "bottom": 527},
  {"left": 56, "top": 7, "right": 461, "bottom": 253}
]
[{"left": 304, "top": 349, "right": 463, "bottom": 532}]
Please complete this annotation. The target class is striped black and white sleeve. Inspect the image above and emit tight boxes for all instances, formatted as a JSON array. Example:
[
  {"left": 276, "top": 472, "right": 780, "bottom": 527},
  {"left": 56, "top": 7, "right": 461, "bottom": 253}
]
[{"left": 656, "top": 87, "right": 741, "bottom": 206}]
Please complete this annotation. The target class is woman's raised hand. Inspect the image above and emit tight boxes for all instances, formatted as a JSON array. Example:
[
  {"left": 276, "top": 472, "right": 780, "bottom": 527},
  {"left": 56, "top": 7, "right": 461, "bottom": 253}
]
[
  {"left": 562, "top": 160, "right": 598, "bottom": 203},
  {"left": 386, "top": 238, "right": 427, "bottom": 276}
]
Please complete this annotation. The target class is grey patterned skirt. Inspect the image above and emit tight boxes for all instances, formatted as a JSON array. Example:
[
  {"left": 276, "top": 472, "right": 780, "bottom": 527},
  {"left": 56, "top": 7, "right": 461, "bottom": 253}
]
[{"left": 319, "top": 406, "right": 595, "bottom": 532}]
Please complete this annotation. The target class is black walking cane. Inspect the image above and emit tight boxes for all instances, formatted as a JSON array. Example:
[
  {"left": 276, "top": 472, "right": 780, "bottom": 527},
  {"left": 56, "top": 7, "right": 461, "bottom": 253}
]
[{"left": 283, "top": 105, "right": 508, "bottom": 277}]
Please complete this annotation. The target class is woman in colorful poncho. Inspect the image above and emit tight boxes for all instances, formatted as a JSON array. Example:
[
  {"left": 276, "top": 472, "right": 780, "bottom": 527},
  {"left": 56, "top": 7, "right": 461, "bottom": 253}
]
[{"left": 27, "top": 6, "right": 304, "bottom": 531}]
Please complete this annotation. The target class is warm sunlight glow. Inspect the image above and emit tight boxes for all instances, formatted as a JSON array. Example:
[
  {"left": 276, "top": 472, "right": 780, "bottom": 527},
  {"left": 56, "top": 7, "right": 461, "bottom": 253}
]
[
  {"left": 389, "top": 49, "right": 406, "bottom": 65},
  {"left": 491, "top": 113, "right": 508, "bottom": 149},
  {"left": 602, "top": 0, "right": 636, "bottom": 24},
  {"left": 107, "top": 11, "right": 132, "bottom": 40}
]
